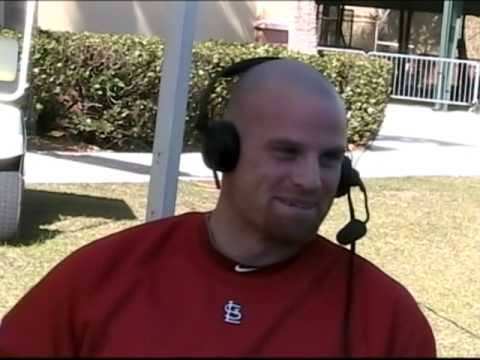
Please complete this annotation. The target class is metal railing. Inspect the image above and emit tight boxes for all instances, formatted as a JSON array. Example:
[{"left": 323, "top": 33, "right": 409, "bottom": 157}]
[
  {"left": 369, "top": 51, "right": 480, "bottom": 106},
  {"left": 316, "top": 46, "right": 480, "bottom": 107},
  {"left": 317, "top": 46, "right": 367, "bottom": 55}
]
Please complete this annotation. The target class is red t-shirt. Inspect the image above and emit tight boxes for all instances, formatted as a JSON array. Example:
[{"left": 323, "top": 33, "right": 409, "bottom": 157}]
[{"left": 0, "top": 212, "right": 436, "bottom": 357}]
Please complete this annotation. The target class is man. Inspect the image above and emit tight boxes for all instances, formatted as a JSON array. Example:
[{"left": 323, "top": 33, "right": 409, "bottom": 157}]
[{"left": 0, "top": 59, "right": 436, "bottom": 356}]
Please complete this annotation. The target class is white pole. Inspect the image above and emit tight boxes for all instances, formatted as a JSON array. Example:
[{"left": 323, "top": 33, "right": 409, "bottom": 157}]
[{"left": 146, "top": 1, "right": 198, "bottom": 221}]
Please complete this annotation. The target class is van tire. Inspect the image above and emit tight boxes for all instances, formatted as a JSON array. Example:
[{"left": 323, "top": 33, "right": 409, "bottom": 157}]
[{"left": 0, "top": 171, "right": 23, "bottom": 244}]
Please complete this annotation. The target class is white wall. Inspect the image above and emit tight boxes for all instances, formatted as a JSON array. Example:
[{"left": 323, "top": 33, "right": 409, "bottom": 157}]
[{"left": 37, "top": 1, "right": 257, "bottom": 43}]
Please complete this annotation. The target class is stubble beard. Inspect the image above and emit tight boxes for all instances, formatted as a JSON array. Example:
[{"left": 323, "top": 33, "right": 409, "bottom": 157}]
[
  {"left": 265, "top": 195, "right": 336, "bottom": 246},
  {"left": 263, "top": 210, "right": 322, "bottom": 246}
]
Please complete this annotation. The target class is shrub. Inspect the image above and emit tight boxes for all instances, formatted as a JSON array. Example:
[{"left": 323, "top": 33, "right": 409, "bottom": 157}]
[
  {"left": 339, "top": 54, "right": 392, "bottom": 145},
  {"left": 29, "top": 29, "right": 164, "bottom": 150},
  {"left": 1, "top": 28, "right": 392, "bottom": 150},
  {"left": 188, "top": 44, "right": 392, "bottom": 148}
]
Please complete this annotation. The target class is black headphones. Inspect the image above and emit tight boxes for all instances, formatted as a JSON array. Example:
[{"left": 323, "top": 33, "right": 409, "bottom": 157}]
[{"left": 194, "top": 56, "right": 369, "bottom": 246}]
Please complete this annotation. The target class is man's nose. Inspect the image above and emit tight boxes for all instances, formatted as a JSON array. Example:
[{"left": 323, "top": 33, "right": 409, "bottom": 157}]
[{"left": 291, "top": 157, "right": 322, "bottom": 191}]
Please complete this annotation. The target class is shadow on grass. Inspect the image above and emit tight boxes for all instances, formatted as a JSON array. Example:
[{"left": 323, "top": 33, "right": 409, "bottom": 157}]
[
  {"left": 13, "top": 189, "right": 137, "bottom": 246},
  {"left": 42, "top": 152, "right": 193, "bottom": 177},
  {"left": 366, "top": 135, "right": 469, "bottom": 151}
]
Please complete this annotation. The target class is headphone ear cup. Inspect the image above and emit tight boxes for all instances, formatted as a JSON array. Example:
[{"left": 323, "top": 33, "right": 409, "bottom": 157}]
[
  {"left": 336, "top": 156, "right": 353, "bottom": 198},
  {"left": 201, "top": 121, "right": 241, "bottom": 173},
  {"left": 336, "top": 156, "right": 363, "bottom": 198}
]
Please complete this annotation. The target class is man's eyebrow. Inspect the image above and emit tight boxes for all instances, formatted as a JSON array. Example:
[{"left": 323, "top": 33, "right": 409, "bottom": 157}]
[
  {"left": 266, "top": 138, "right": 302, "bottom": 148},
  {"left": 322, "top": 146, "right": 346, "bottom": 156},
  {"left": 266, "top": 139, "right": 345, "bottom": 155}
]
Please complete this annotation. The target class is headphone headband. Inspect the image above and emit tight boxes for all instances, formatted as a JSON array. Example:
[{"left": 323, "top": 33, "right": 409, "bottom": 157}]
[
  {"left": 195, "top": 57, "right": 280, "bottom": 134},
  {"left": 219, "top": 56, "right": 281, "bottom": 78}
]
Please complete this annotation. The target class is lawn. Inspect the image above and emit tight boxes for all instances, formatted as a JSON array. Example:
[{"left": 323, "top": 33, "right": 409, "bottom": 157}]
[{"left": 1, "top": 177, "right": 479, "bottom": 357}]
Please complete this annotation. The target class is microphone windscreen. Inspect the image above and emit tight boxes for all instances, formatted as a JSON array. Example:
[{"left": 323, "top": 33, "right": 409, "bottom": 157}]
[{"left": 336, "top": 219, "right": 367, "bottom": 245}]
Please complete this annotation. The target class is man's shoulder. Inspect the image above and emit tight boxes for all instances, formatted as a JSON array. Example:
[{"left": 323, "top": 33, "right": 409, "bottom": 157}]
[
  {"left": 315, "top": 237, "right": 432, "bottom": 345},
  {"left": 77, "top": 211, "right": 204, "bottom": 256},
  {"left": 314, "top": 238, "right": 436, "bottom": 355},
  {"left": 52, "top": 211, "right": 206, "bottom": 282},
  {"left": 96, "top": 211, "right": 204, "bottom": 244},
  {"left": 315, "top": 237, "right": 418, "bottom": 305},
  {"left": 352, "top": 251, "right": 417, "bottom": 306}
]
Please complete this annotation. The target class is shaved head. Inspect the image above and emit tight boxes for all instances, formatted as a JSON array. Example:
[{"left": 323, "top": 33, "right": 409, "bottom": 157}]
[{"left": 224, "top": 58, "right": 346, "bottom": 131}]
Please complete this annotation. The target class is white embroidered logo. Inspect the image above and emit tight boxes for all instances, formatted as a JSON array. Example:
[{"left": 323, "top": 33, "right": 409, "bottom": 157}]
[
  {"left": 224, "top": 300, "right": 243, "bottom": 325},
  {"left": 234, "top": 264, "right": 258, "bottom": 273}
]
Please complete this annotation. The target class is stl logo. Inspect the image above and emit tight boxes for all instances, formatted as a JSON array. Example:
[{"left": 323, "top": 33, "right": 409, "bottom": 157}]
[{"left": 224, "top": 300, "right": 243, "bottom": 325}]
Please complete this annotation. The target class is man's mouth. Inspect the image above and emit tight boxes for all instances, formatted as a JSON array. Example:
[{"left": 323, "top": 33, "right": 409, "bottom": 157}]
[{"left": 275, "top": 197, "right": 317, "bottom": 210}]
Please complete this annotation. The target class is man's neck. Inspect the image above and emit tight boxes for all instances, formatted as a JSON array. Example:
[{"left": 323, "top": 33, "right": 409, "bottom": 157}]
[{"left": 207, "top": 204, "right": 303, "bottom": 268}]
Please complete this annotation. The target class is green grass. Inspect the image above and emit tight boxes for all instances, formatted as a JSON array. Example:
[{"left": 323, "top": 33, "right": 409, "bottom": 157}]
[{"left": 1, "top": 177, "right": 479, "bottom": 356}]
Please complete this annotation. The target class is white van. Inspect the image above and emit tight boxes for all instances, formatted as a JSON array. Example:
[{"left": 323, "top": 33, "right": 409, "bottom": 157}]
[{"left": 0, "top": 0, "right": 37, "bottom": 243}]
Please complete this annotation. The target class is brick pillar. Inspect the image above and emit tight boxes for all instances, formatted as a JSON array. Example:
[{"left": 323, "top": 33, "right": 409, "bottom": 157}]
[{"left": 288, "top": 0, "right": 318, "bottom": 54}]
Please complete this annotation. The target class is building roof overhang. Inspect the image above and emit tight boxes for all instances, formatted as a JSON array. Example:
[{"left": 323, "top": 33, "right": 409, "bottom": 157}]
[{"left": 316, "top": 0, "right": 480, "bottom": 17}]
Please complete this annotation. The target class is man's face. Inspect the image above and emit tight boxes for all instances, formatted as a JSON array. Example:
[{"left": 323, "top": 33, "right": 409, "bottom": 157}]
[{"left": 224, "top": 86, "right": 347, "bottom": 246}]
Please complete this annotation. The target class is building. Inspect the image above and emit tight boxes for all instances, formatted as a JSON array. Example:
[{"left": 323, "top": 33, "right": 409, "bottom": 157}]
[{"left": 2, "top": 0, "right": 480, "bottom": 108}]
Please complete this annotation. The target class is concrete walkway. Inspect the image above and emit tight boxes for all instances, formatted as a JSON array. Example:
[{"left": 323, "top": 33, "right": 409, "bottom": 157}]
[
  {"left": 352, "top": 103, "right": 480, "bottom": 177},
  {"left": 24, "top": 102, "right": 480, "bottom": 184}
]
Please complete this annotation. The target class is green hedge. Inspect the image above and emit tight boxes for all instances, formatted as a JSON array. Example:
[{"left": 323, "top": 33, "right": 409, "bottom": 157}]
[{"left": 1, "top": 28, "right": 392, "bottom": 150}]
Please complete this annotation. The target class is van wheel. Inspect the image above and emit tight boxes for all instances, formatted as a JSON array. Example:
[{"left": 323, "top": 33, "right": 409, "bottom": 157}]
[{"left": 0, "top": 171, "right": 23, "bottom": 244}]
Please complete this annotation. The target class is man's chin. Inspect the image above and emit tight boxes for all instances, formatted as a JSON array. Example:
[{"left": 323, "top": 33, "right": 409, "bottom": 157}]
[{"left": 267, "top": 220, "right": 320, "bottom": 245}]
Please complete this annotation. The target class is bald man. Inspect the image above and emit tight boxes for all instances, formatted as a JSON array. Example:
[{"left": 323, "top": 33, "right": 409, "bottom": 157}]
[
  {"left": 0, "top": 59, "right": 436, "bottom": 357},
  {"left": 210, "top": 59, "right": 348, "bottom": 268}
]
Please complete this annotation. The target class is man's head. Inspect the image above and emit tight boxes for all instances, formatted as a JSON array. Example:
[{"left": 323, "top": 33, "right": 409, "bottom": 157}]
[{"left": 215, "top": 58, "right": 347, "bottom": 248}]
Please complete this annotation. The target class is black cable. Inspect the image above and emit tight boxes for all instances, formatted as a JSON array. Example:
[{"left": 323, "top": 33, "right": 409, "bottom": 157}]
[
  {"left": 359, "top": 182, "right": 370, "bottom": 224},
  {"left": 213, "top": 170, "right": 221, "bottom": 190},
  {"left": 344, "top": 240, "right": 356, "bottom": 357},
  {"left": 347, "top": 187, "right": 356, "bottom": 219},
  {"left": 342, "top": 189, "right": 357, "bottom": 357}
]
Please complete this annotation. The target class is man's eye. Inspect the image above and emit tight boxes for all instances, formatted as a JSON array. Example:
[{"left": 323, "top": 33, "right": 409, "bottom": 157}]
[{"left": 274, "top": 147, "right": 298, "bottom": 160}]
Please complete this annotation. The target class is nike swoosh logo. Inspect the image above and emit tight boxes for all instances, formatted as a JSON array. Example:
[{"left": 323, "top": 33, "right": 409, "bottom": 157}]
[{"left": 234, "top": 264, "right": 258, "bottom": 273}]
